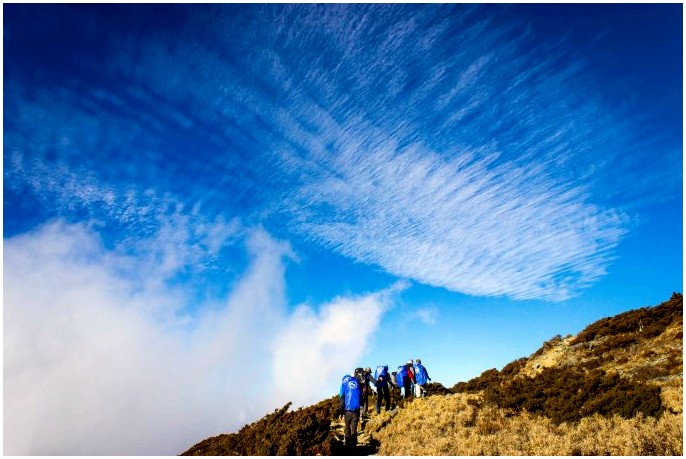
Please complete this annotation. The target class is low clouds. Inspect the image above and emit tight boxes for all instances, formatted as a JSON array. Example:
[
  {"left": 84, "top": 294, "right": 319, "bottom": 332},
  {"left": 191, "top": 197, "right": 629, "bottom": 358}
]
[
  {"left": 271, "top": 280, "right": 407, "bottom": 407},
  {"left": 4, "top": 220, "right": 396, "bottom": 455},
  {"left": 5, "top": 221, "right": 188, "bottom": 455}
]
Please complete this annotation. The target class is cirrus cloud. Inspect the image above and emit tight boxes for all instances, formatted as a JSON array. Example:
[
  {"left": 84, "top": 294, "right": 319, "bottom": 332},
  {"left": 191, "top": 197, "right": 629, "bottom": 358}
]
[{"left": 294, "top": 142, "right": 629, "bottom": 301}]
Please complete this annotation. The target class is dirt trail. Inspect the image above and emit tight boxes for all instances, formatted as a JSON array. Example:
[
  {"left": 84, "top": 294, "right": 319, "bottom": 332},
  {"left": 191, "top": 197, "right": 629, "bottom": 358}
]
[{"left": 330, "top": 413, "right": 380, "bottom": 455}]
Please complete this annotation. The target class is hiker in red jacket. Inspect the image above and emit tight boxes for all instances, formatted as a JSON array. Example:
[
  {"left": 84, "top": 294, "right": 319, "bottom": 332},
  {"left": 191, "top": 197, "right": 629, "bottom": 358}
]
[{"left": 403, "top": 360, "right": 415, "bottom": 399}]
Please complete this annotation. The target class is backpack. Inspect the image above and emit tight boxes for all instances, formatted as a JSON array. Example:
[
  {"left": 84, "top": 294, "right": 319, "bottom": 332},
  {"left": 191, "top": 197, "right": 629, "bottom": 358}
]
[
  {"left": 414, "top": 363, "right": 427, "bottom": 385},
  {"left": 375, "top": 365, "right": 389, "bottom": 382},
  {"left": 343, "top": 377, "right": 361, "bottom": 411},
  {"left": 396, "top": 365, "right": 406, "bottom": 387},
  {"left": 339, "top": 374, "right": 353, "bottom": 397}
]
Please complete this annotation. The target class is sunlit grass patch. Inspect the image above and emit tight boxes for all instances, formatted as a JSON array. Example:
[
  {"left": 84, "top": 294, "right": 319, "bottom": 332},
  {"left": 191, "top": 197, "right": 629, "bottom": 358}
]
[{"left": 374, "top": 393, "right": 683, "bottom": 455}]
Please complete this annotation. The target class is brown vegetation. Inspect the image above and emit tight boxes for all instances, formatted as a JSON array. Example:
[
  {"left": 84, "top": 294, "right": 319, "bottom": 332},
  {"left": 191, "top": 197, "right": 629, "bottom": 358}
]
[
  {"left": 483, "top": 366, "right": 663, "bottom": 424},
  {"left": 181, "top": 397, "right": 341, "bottom": 455},
  {"left": 572, "top": 293, "right": 682, "bottom": 346}
]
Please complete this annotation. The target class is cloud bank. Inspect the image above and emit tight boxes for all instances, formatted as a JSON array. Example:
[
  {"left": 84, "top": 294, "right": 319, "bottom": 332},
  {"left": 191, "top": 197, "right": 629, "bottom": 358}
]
[
  {"left": 4, "top": 220, "right": 398, "bottom": 455},
  {"left": 271, "top": 281, "right": 406, "bottom": 407}
]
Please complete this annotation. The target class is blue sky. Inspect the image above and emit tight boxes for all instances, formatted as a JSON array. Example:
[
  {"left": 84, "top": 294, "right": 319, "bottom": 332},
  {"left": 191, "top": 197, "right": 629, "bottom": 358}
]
[{"left": 3, "top": 3, "right": 682, "bottom": 455}]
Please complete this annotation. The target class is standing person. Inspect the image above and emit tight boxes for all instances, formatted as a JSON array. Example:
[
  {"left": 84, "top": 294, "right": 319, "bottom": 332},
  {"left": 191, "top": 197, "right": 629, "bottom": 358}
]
[
  {"left": 354, "top": 367, "right": 370, "bottom": 418},
  {"left": 365, "top": 367, "right": 376, "bottom": 395},
  {"left": 395, "top": 366, "right": 404, "bottom": 395},
  {"left": 407, "top": 359, "right": 416, "bottom": 396},
  {"left": 413, "top": 358, "right": 431, "bottom": 397},
  {"left": 403, "top": 361, "right": 415, "bottom": 399},
  {"left": 363, "top": 367, "right": 373, "bottom": 415},
  {"left": 396, "top": 364, "right": 412, "bottom": 399},
  {"left": 373, "top": 365, "right": 391, "bottom": 414},
  {"left": 339, "top": 374, "right": 361, "bottom": 448}
]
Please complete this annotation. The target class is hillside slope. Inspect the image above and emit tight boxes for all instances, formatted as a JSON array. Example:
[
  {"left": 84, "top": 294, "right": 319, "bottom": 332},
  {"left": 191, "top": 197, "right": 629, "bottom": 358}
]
[{"left": 181, "top": 293, "right": 683, "bottom": 456}]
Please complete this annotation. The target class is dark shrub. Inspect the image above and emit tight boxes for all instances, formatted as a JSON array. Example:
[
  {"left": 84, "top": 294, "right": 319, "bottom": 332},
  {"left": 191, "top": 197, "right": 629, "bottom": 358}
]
[
  {"left": 501, "top": 357, "right": 528, "bottom": 377},
  {"left": 571, "top": 293, "right": 682, "bottom": 346},
  {"left": 181, "top": 396, "right": 340, "bottom": 456},
  {"left": 424, "top": 381, "right": 453, "bottom": 396},
  {"left": 452, "top": 368, "right": 502, "bottom": 393},
  {"left": 483, "top": 367, "right": 663, "bottom": 425}
]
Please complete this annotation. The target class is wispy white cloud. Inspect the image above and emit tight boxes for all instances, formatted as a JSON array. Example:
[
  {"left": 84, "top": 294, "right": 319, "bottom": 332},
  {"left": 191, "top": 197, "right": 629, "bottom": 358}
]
[
  {"left": 292, "top": 140, "right": 629, "bottom": 301},
  {"left": 255, "top": 6, "right": 647, "bottom": 301},
  {"left": 413, "top": 306, "right": 439, "bottom": 326}
]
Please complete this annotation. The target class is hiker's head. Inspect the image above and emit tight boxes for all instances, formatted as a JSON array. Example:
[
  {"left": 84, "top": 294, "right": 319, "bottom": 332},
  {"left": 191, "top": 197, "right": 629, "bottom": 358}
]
[
  {"left": 364, "top": 367, "right": 371, "bottom": 373},
  {"left": 416, "top": 358, "right": 421, "bottom": 364}
]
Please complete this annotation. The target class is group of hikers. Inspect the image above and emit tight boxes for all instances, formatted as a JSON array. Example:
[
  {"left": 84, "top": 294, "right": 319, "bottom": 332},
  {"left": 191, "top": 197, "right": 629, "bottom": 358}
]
[{"left": 338, "top": 359, "right": 431, "bottom": 448}]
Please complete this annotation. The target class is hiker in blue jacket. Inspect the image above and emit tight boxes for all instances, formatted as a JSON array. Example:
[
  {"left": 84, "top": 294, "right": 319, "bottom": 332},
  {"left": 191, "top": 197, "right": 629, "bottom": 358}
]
[
  {"left": 372, "top": 365, "right": 391, "bottom": 414},
  {"left": 339, "top": 374, "right": 361, "bottom": 448},
  {"left": 413, "top": 358, "right": 431, "bottom": 397}
]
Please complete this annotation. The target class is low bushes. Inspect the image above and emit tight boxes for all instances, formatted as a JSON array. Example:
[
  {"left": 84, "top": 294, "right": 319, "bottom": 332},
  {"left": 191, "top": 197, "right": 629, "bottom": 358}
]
[
  {"left": 181, "top": 396, "right": 340, "bottom": 456},
  {"left": 451, "top": 368, "right": 501, "bottom": 393},
  {"left": 483, "top": 366, "right": 663, "bottom": 424},
  {"left": 571, "top": 293, "right": 682, "bottom": 347}
]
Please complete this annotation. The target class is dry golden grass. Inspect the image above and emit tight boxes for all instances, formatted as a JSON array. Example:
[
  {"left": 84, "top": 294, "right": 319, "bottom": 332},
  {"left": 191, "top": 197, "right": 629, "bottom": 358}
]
[
  {"left": 523, "top": 321, "right": 683, "bottom": 382},
  {"left": 659, "top": 377, "right": 683, "bottom": 414},
  {"left": 373, "top": 392, "right": 683, "bottom": 456}
]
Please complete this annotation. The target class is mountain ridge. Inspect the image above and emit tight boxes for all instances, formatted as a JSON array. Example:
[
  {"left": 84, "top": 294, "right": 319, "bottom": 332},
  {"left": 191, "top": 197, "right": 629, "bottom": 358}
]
[{"left": 182, "top": 293, "right": 683, "bottom": 455}]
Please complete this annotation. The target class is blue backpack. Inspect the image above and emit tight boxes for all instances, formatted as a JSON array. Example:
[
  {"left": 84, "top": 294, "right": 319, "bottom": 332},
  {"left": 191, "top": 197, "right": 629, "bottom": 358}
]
[
  {"left": 396, "top": 365, "right": 406, "bottom": 387},
  {"left": 414, "top": 363, "right": 428, "bottom": 385},
  {"left": 342, "top": 376, "right": 361, "bottom": 411},
  {"left": 375, "top": 365, "right": 389, "bottom": 385},
  {"left": 339, "top": 375, "right": 353, "bottom": 397}
]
